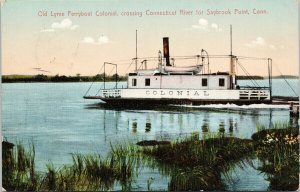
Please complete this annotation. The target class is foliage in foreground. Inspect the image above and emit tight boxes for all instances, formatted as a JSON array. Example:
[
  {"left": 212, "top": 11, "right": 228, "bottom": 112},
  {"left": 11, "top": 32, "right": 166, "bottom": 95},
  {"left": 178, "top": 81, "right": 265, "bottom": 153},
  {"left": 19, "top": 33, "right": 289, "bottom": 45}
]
[
  {"left": 252, "top": 127, "right": 299, "bottom": 191},
  {"left": 3, "top": 123, "right": 299, "bottom": 191},
  {"left": 140, "top": 133, "right": 254, "bottom": 191},
  {"left": 2, "top": 143, "right": 136, "bottom": 191},
  {"left": 3, "top": 142, "right": 38, "bottom": 191},
  {"left": 138, "top": 124, "right": 299, "bottom": 191}
]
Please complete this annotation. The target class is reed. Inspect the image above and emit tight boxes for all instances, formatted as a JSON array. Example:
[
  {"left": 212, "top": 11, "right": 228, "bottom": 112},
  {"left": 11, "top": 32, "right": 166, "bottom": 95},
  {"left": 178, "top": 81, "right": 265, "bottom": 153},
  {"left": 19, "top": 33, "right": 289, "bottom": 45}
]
[
  {"left": 3, "top": 142, "right": 137, "bottom": 191},
  {"left": 139, "top": 134, "right": 254, "bottom": 191},
  {"left": 2, "top": 142, "right": 39, "bottom": 191},
  {"left": 252, "top": 124, "right": 299, "bottom": 191},
  {"left": 3, "top": 122, "right": 298, "bottom": 191}
]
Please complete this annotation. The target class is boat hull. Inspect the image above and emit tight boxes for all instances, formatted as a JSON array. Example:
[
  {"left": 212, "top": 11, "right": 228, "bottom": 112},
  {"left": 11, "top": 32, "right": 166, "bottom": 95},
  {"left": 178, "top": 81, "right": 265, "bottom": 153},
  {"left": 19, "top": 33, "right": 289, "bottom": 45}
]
[
  {"left": 84, "top": 88, "right": 271, "bottom": 107},
  {"left": 101, "top": 98, "right": 271, "bottom": 106}
]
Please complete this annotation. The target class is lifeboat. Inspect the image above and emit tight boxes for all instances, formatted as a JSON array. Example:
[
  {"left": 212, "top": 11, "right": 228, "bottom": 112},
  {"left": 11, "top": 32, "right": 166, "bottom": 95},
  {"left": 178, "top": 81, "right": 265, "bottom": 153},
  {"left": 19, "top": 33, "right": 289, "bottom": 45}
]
[{"left": 164, "top": 65, "right": 203, "bottom": 73}]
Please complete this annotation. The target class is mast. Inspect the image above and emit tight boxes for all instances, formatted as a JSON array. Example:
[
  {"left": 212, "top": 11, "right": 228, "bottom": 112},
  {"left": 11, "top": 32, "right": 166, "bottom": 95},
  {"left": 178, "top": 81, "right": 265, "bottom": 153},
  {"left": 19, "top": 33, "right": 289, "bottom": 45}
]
[
  {"left": 135, "top": 30, "right": 138, "bottom": 71},
  {"left": 268, "top": 58, "right": 272, "bottom": 101},
  {"left": 230, "top": 25, "right": 232, "bottom": 56},
  {"left": 229, "top": 25, "right": 236, "bottom": 89}
]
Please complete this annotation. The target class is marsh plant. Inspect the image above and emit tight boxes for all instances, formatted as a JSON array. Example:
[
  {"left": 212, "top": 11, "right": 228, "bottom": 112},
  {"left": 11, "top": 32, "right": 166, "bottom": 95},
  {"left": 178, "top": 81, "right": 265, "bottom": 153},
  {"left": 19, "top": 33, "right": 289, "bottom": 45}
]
[
  {"left": 3, "top": 122, "right": 298, "bottom": 191},
  {"left": 139, "top": 133, "right": 255, "bottom": 191},
  {"left": 2, "top": 142, "right": 38, "bottom": 191},
  {"left": 252, "top": 125, "right": 299, "bottom": 191},
  {"left": 138, "top": 123, "right": 298, "bottom": 191},
  {"left": 3, "top": 142, "right": 139, "bottom": 191}
]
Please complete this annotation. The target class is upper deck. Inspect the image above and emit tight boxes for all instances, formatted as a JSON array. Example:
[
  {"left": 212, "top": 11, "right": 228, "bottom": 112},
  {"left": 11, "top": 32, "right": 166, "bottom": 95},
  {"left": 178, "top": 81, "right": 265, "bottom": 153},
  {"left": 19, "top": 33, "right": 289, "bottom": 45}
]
[{"left": 127, "top": 72, "right": 232, "bottom": 90}]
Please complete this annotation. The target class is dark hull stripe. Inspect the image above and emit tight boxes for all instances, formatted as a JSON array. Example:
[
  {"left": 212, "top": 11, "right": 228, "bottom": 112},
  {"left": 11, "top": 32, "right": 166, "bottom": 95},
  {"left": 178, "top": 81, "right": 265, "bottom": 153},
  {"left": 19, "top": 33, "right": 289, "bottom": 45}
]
[{"left": 84, "top": 96, "right": 271, "bottom": 106}]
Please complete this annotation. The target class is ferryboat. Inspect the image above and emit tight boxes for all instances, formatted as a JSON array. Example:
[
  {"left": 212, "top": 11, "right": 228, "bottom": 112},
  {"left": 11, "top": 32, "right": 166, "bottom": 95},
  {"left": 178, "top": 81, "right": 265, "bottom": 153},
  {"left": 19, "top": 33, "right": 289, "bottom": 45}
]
[{"left": 84, "top": 34, "right": 273, "bottom": 107}]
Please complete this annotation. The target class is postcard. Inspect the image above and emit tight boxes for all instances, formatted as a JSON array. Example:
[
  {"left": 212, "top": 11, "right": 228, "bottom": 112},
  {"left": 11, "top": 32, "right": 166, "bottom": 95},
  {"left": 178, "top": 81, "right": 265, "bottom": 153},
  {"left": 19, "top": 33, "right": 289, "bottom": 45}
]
[{"left": 1, "top": 0, "right": 299, "bottom": 191}]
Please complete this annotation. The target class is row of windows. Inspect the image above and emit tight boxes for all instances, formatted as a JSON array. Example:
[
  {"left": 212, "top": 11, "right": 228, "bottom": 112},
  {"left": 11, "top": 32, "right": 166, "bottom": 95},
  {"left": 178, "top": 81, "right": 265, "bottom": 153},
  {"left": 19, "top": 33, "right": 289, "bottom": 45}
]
[
  {"left": 132, "top": 78, "right": 225, "bottom": 87},
  {"left": 202, "top": 78, "right": 224, "bottom": 86},
  {"left": 132, "top": 78, "right": 151, "bottom": 86}
]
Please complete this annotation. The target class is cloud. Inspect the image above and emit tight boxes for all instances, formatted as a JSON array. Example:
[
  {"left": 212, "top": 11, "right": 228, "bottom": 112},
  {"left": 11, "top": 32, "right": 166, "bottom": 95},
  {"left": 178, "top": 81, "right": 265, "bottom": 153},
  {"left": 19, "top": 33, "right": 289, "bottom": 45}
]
[
  {"left": 211, "top": 23, "right": 218, "bottom": 29},
  {"left": 51, "top": 18, "right": 73, "bottom": 29},
  {"left": 81, "top": 37, "right": 95, "bottom": 44},
  {"left": 70, "top": 25, "right": 79, "bottom": 30},
  {"left": 199, "top": 18, "right": 208, "bottom": 26},
  {"left": 254, "top": 37, "right": 265, "bottom": 45},
  {"left": 245, "top": 37, "right": 285, "bottom": 50},
  {"left": 40, "top": 18, "right": 79, "bottom": 33},
  {"left": 245, "top": 37, "right": 284, "bottom": 50},
  {"left": 245, "top": 37, "right": 266, "bottom": 47},
  {"left": 211, "top": 23, "right": 223, "bottom": 31},
  {"left": 192, "top": 18, "right": 208, "bottom": 30},
  {"left": 191, "top": 19, "right": 222, "bottom": 32},
  {"left": 40, "top": 28, "right": 55, "bottom": 33},
  {"left": 81, "top": 35, "right": 110, "bottom": 45},
  {"left": 98, "top": 35, "right": 109, "bottom": 44}
]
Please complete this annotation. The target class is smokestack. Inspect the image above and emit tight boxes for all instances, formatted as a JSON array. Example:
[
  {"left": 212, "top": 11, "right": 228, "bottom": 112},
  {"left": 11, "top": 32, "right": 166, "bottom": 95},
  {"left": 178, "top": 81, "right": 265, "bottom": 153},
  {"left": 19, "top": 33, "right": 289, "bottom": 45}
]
[{"left": 163, "top": 37, "right": 171, "bottom": 66}]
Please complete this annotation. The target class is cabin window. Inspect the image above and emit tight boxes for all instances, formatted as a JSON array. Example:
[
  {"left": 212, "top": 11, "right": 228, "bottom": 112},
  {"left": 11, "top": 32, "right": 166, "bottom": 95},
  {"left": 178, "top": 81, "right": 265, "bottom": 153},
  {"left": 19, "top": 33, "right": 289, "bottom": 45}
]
[
  {"left": 202, "top": 78, "right": 208, "bottom": 86},
  {"left": 132, "top": 78, "right": 137, "bottom": 86},
  {"left": 219, "top": 78, "right": 225, "bottom": 87},
  {"left": 145, "top": 78, "right": 150, "bottom": 86}
]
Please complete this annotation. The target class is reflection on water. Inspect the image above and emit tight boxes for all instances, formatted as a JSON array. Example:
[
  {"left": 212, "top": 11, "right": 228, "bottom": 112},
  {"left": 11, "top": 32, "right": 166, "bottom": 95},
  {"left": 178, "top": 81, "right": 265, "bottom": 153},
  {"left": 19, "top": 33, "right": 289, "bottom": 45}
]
[
  {"left": 90, "top": 104, "right": 298, "bottom": 143},
  {"left": 132, "top": 121, "right": 137, "bottom": 133},
  {"left": 229, "top": 118, "right": 234, "bottom": 132},
  {"left": 201, "top": 119, "right": 209, "bottom": 132},
  {"left": 145, "top": 122, "right": 151, "bottom": 132},
  {"left": 219, "top": 120, "right": 225, "bottom": 133},
  {"left": 84, "top": 102, "right": 299, "bottom": 191}
]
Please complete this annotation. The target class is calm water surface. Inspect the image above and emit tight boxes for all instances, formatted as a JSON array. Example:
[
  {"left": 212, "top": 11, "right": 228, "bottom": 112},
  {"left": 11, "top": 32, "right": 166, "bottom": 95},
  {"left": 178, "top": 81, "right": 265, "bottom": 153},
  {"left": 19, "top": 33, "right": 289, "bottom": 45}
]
[{"left": 2, "top": 79, "right": 298, "bottom": 190}]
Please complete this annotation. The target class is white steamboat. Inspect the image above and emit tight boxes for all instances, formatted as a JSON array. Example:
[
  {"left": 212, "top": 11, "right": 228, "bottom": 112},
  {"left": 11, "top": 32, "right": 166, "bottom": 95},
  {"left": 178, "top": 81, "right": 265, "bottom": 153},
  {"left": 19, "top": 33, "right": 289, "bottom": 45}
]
[{"left": 84, "top": 36, "right": 272, "bottom": 107}]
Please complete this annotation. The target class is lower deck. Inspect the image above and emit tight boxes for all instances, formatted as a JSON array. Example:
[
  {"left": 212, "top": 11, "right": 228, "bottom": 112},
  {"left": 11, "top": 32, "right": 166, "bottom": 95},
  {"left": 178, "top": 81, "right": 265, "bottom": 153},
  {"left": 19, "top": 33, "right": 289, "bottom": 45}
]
[{"left": 84, "top": 88, "right": 271, "bottom": 106}]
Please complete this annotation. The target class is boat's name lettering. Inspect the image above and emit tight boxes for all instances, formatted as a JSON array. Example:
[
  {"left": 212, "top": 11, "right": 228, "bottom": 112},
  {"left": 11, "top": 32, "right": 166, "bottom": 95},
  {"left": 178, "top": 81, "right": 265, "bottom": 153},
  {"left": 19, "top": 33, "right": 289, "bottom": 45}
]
[{"left": 144, "top": 90, "right": 211, "bottom": 97}]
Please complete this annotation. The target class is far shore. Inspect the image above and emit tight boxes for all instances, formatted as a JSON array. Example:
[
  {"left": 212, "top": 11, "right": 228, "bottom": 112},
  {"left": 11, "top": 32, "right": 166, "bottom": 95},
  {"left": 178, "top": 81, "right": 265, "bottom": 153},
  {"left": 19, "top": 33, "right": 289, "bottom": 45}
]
[
  {"left": 2, "top": 74, "right": 126, "bottom": 83},
  {"left": 1, "top": 74, "right": 298, "bottom": 83}
]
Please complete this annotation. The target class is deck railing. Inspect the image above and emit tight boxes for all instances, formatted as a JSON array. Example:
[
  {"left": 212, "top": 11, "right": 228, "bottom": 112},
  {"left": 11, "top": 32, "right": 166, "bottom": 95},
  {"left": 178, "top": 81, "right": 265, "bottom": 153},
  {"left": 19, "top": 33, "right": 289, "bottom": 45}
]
[
  {"left": 239, "top": 90, "right": 270, "bottom": 100},
  {"left": 102, "top": 89, "right": 121, "bottom": 98}
]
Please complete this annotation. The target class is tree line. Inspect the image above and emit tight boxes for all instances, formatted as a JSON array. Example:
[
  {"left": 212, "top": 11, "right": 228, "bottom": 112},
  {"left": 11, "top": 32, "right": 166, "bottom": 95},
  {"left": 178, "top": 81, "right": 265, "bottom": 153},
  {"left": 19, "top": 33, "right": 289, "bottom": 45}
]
[{"left": 2, "top": 74, "right": 127, "bottom": 83}]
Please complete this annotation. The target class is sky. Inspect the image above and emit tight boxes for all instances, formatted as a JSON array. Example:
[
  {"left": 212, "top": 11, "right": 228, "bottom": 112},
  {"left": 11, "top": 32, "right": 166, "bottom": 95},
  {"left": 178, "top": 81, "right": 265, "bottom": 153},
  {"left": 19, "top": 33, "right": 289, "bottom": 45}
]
[{"left": 1, "top": 0, "right": 299, "bottom": 76}]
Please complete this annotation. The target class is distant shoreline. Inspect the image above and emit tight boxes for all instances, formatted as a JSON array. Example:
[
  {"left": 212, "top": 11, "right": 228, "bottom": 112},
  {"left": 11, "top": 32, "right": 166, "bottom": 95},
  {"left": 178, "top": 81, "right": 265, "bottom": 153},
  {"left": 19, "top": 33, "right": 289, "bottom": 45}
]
[
  {"left": 1, "top": 74, "right": 298, "bottom": 83},
  {"left": 2, "top": 74, "right": 127, "bottom": 83}
]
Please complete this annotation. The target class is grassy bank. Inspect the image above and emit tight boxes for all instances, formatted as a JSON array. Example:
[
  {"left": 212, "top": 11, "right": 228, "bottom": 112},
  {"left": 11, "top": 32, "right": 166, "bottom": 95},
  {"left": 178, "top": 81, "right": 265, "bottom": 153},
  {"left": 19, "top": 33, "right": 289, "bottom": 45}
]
[
  {"left": 2, "top": 142, "right": 138, "bottom": 191},
  {"left": 3, "top": 125, "right": 298, "bottom": 191},
  {"left": 252, "top": 126, "right": 299, "bottom": 190},
  {"left": 140, "top": 133, "right": 254, "bottom": 191}
]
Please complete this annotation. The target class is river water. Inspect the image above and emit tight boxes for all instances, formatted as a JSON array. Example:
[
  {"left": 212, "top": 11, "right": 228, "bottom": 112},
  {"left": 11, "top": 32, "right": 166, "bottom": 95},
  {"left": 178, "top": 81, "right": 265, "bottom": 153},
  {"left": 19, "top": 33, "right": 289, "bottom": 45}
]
[{"left": 2, "top": 79, "right": 299, "bottom": 190}]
